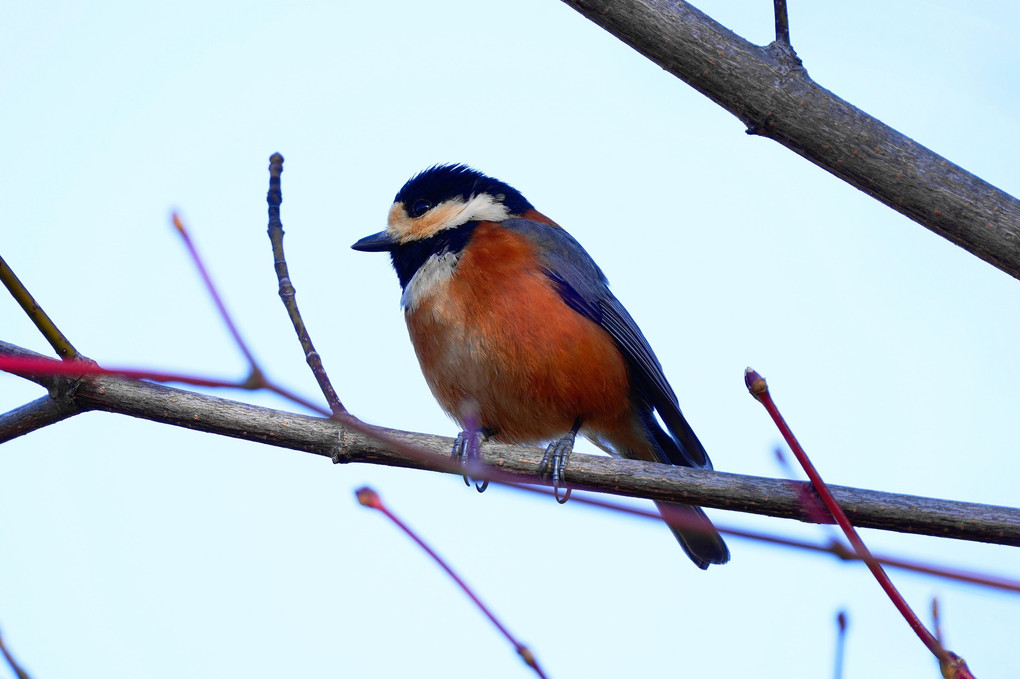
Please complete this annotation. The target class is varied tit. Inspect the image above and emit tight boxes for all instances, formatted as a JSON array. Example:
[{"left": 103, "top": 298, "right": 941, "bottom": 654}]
[{"left": 353, "top": 164, "right": 729, "bottom": 569}]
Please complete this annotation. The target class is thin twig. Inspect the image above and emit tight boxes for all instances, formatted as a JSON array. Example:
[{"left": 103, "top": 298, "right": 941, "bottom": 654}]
[
  {"left": 932, "top": 598, "right": 944, "bottom": 647},
  {"left": 746, "top": 368, "right": 959, "bottom": 668},
  {"left": 773, "top": 0, "right": 790, "bottom": 45},
  {"left": 265, "top": 153, "right": 346, "bottom": 415},
  {"left": 0, "top": 353, "right": 329, "bottom": 417},
  {"left": 0, "top": 253, "right": 79, "bottom": 359},
  {"left": 0, "top": 624, "right": 30, "bottom": 679},
  {"left": 834, "top": 610, "right": 847, "bottom": 679},
  {"left": 172, "top": 213, "right": 264, "bottom": 386},
  {"left": 356, "top": 487, "right": 547, "bottom": 679},
  {"left": 930, "top": 600, "right": 975, "bottom": 679},
  {"left": 773, "top": 446, "right": 833, "bottom": 527},
  {"left": 169, "top": 210, "right": 346, "bottom": 416},
  {"left": 513, "top": 484, "right": 1020, "bottom": 595}
]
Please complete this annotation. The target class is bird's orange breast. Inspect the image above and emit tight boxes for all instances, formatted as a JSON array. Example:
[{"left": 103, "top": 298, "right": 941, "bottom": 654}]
[{"left": 405, "top": 221, "right": 633, "bottom": 444}]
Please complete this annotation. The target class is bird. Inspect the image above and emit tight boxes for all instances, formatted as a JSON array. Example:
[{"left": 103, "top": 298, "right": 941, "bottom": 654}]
[{"left": 352, "top": 164, "right": 729, "bottom": 569}]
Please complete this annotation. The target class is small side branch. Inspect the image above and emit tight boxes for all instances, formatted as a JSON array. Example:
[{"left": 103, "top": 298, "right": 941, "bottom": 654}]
[
  {"left": 265, "top": 153, "right": 346, "bottom": 415},
  {"left": 773, "top": 0, "right": 790, "bottom": 45},
  {"left": 0, "top": 623, "right": 30, "bottom": 679},
  {"left": 0, "top": 254, "right": 80, "bottom": 359},
  {"left": 747, "top": 367, "right": 953, "bottom": 666}
]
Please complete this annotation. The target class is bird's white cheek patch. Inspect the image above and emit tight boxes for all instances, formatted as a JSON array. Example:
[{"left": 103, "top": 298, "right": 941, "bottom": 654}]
[
  {"left": 401, "top": 251, "right": 460, "bottom": 310},
  {"left": 455, "top": 193, "right": 511, "bottom": 226}
]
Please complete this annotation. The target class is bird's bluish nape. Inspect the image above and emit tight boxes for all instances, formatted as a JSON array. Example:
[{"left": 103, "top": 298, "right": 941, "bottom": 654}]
[{"left": 353, "top": 164, "right": 729, "bottom": 569}]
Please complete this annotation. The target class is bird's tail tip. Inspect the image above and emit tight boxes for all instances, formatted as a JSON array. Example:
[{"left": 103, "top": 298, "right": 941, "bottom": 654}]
[{"left": 656, "top": 501, "right": 730, "bottom": 569}]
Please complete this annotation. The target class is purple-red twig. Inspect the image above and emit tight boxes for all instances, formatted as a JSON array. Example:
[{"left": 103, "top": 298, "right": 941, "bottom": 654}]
[
  {"left": 516, "top": 483, "right": 1020, "bottom": 595},
  {"left": 356, "top": 487, "right": 547, "bottom": 679},
  {"left": 172, "top": 213, "right": 261, "bottom": 377},
  {"left": 745, "top": 367, "right": 972, "bottom": 676},
  {"left": 773, "top": 446, "right": 833, "bottom": 526},
  {"left": 0, "top": 354, "right": 329, "bottom": 417}
]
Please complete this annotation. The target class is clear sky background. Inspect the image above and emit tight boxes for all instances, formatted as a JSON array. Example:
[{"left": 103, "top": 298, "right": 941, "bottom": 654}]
[{"left": 2, "top": 1, "right": 1018, "bottom": 677}]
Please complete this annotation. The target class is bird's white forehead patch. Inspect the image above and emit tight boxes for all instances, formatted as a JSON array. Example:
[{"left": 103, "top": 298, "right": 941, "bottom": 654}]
[
  {"left": 401, "top": 250, "right": 461, "bottom": 310},
  {"left": 387, "top": 193, "right": 510, "bottom": 243}
]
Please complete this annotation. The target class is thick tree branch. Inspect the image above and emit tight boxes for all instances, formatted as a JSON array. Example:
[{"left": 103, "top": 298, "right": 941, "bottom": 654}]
[
  {"left": 3, "top": 341, "right": 1016, "bottom": 547},
  {"left": 561, "top": 0, "right": 1020, "bottom": 279}
]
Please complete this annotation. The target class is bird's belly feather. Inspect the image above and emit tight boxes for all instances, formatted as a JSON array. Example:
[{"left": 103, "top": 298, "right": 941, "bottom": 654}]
[{"left": 405, "top": 244, "right": 632, "bottom": 445}]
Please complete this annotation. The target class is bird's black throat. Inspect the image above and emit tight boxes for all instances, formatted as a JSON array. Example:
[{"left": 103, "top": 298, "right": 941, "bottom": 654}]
[{"left": 390, "top": 221, "right": 481, "bottom": 290}]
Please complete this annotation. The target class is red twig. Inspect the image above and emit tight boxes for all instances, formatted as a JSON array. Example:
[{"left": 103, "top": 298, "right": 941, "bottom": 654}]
[
  {"left": 931, "top": 599, "right": 975, "bottom": 679},
  {"left": 172, "top": 212, "right": 262, "bottom": 380},
  {"left": 932, "top": 597, "right": 944, "bottom": 646},
  {"left": 0, "top": 354, "right": 329, "bottom": 417},
  {"left": 773, "top": 446, "right": 833, "bottom": 526},
  {"left": 356, "top": 487, "right": 547, "bottom": 679},
  {"left": 172, "top": 211, "right": 347, "bottom": 416},
  {"left": 516, "top": 484, "right": 1020, "bottom": 595},
  {"left": 744, "top": 368, "right": 964, "bottom": 670}
]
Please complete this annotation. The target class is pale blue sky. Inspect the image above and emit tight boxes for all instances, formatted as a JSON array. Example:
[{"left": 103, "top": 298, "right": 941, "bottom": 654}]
[{"left": 2, "top": 1, "right": 1018, "bottom": 677}]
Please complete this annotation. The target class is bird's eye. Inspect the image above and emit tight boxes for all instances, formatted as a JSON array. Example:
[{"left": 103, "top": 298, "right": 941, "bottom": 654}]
[{"left": 410, "top": 199, "right": 432, "bottom": 218}]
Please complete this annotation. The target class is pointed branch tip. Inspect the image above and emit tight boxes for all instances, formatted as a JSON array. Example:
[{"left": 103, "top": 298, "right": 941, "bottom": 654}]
[
  {"left": 355, "top": 486, "right": 382, "bottom": 509},
  {"left": 744, "top": 367, "right": 768, "bottom": 399}
]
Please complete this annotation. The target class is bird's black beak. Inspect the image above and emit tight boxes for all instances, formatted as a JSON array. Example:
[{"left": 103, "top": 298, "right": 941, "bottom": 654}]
[{"left": 351, "top": 230, "right": 397, "bottom": 252}]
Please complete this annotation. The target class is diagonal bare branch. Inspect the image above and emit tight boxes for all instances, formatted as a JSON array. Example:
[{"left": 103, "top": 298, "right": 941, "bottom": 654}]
[{"left": 560, "top": 0, "right": 1020, "bottom": 279}]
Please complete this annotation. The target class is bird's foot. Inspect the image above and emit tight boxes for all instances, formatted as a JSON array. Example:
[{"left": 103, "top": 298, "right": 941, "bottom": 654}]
[
  {"left": 452, "top": 429, "right": 490, "bottom": 493},
  {"left": 539, "top": 420, "right": 582, "bottom": 504}
]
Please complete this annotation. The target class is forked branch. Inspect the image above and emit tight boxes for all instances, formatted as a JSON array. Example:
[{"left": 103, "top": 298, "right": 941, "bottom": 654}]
[{"left": 561, "top": 0, "right": 1020, "bottom": 279}]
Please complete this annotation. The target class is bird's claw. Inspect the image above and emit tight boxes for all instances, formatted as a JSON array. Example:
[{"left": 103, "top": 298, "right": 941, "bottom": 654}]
[
  {"left": 453, "top": 430, "right": 488, "bottom": 492},
  {"left": 540, "top": 430, "right": 577, "bottom": 504}
]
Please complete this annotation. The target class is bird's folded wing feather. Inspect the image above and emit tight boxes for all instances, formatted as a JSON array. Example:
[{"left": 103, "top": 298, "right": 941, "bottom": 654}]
[{"left": 502, "top": 218, "right": 710, "bottom": 469}]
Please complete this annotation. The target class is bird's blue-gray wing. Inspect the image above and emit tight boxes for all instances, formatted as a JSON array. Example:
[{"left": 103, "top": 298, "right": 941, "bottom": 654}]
[{"left": 502, "top": 218, "right": 711, "bottom": 470}]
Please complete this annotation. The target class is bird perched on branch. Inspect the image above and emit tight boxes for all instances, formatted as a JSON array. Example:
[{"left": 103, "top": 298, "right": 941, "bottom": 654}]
[{"left": 353, "top": 164, "right": 729, "bottom": 569}]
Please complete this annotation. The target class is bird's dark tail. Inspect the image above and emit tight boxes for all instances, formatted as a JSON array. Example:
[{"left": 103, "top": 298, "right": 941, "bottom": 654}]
[
  {"left": 655, "top": 501, "right": 730, "bottom": 569},
  {"left": 637, "top": 406, "right": 730, "bottom": 568}
]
